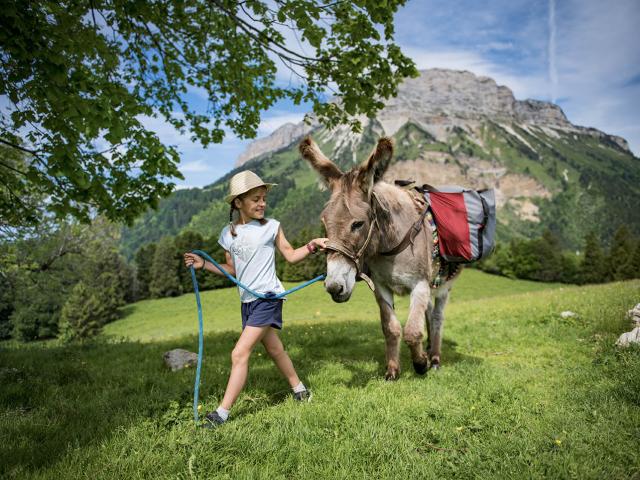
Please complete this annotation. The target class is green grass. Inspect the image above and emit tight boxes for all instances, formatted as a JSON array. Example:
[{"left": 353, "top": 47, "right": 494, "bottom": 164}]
[
  {"left": 1, "top": 272, "right": 639, "bottom": 478},
  {"left": 103, "top": 269, "right": 563, "bottom": 342}
]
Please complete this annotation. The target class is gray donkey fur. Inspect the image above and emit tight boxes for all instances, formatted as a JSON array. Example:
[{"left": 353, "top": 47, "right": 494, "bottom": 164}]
[{"left": 300, "top": 136, "right": 461, "bottom": 379}]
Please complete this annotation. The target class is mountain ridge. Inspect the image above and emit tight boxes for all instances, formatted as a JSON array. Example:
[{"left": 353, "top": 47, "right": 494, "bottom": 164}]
[
  {"left": 121, "top": 69, "right": 640, "bottom": 258},
  {"left": 235, "top": 69, "right": 630, "bottom": 167}
]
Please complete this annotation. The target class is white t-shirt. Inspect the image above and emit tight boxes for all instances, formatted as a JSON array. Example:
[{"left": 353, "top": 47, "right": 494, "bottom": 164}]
[{"left": 218, "top": 218, "right": 285, "bottom": 303}]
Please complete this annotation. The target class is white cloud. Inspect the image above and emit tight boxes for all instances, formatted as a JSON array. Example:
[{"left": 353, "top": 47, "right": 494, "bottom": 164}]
[
  {"left": 180, "top": 159, "right": 212, "bottom": 173},
  {"left": 395, "top": 0, "right": 640, "bottom": 155},
  {"left": 481, "top": 41, "right": 515, "bottom": 52},
  {"left": 550, "top": 0, "right": 640, "bottom": 153},
  {"left": 257, "top": 112, "right": 307, "bottom": 136}
]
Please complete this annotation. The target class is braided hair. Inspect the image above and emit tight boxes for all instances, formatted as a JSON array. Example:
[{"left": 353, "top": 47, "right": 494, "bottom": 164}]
[{"left": 229, "top": 203, "right": 238, "bottom": 237}]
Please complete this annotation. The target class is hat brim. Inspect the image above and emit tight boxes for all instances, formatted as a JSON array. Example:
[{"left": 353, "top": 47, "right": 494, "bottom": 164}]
[{"left": 225, "top": 183, "right": 277, "bottom": 204}]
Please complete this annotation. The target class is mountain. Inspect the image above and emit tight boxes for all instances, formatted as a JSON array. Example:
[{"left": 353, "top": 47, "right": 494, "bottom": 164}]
[{"left": 121, "top": 69, "right": 640, "bottom": 257}]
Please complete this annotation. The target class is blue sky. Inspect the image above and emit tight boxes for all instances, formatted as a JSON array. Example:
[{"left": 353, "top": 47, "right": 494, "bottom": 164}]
[
  {"left": 10, "top": 0, "right": 640, "bottom": 188},
  {"left": 150, "top": 0, "right": 640, "bottom": 188}
]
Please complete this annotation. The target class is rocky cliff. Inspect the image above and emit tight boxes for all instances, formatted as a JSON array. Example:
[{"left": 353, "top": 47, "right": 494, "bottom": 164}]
[
  {"left": 122, "top": 69, "right": 640, "bottom": 256},
  {"left": 236, "top": 69, "right": 630, "bottom": 166}
]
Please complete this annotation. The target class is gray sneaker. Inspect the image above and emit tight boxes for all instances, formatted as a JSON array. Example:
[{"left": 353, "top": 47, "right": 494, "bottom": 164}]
[
  {"left": 293, "top": 389, "right": 313, "bottom": 402},
  {"left": 202, "top": 411, "right": 225, "bottom": 429}
]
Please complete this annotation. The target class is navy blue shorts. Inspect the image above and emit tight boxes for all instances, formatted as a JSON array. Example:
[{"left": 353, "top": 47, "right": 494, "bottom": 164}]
[{"left": 241, "top": 294, "right": 283, "bottom": 330}]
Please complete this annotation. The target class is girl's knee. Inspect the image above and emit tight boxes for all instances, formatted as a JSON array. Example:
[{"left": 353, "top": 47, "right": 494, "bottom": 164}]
[
  {"left": 266, "top": 346, "right": 285, "bottom": 360},
  {"left": 231, "top": 346, "right": 251, "bottom": 365}
]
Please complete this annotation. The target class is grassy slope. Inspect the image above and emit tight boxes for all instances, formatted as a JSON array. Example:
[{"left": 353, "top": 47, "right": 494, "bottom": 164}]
[
  {"left": 103, "top": 269, "right": 563, "bottom": 342},
  {"left": 1, "top": 273, "right": 639, "bottom": 479}
]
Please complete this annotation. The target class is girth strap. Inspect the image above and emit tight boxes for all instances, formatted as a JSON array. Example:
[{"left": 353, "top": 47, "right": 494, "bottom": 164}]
[{"left": 380, "top": 206, "right": 430, "bottom": 257}]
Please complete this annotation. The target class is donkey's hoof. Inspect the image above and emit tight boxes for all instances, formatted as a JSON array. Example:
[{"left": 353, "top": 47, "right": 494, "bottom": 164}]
[
  {"left": 429, "top": 361, "right": 441, "bottom": 371},
  {"left": 412, "top": 360, "right": 429, "bottom": 375},
  {"left": 384, "top": 369, "right": 400, "bottom": 381}
]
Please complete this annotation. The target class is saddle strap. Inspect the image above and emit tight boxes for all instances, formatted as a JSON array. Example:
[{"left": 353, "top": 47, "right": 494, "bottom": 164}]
[{"left": 380, "top": 205, "right": 430, "bottom": 257}]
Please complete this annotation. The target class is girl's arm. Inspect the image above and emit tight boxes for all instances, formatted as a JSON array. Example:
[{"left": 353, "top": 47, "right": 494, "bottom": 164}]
[
  {"left": 275, "top": 227, "right": 328, "bottom": 264},
  {"left": 183, "top": 251, "right": 236, "bottom": 277}
]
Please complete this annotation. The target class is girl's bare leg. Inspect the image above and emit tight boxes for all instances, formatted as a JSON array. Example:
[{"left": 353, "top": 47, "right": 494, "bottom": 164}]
[
  {"left": 220, "top": 326, "right": 270, "bottom": 410},
  {"left": 261, "top": 328, "right": 300, "bottom": 387}
]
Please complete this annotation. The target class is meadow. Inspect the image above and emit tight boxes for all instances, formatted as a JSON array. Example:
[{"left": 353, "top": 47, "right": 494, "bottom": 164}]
[{"left": 1, "top": 270, "right": 639, "bottom": 479}]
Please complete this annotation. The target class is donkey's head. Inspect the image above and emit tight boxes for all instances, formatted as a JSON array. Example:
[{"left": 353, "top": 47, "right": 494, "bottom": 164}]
[{"left": 300, "top": 136, "right": 394, "bottom": 302}]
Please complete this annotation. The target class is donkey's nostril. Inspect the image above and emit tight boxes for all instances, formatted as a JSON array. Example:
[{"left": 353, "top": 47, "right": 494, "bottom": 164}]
[{"left": 326, "top": 282, "right": 344, "bottom": 297}]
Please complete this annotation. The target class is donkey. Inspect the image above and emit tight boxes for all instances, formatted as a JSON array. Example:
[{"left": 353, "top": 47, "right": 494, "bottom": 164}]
[{"left": 300, "top": 136, "right": 461, "bottom": 380}]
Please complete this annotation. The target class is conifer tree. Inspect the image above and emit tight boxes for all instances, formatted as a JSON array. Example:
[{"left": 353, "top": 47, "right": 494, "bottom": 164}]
[
  {"left": 10, "top": 274, "right": 65, "bottom": 341},
  {"left": 0, "top": 276, "right": 13, "bottom": 339},
  {"left": 149, "top": 237, "right": 182, "bottom": 298},
  {"left": 174, "top": 231, "right": 205, "bottom": 293},
  {"left": 134, "top": 243, "right": 157, "bottom": 300},
  {"left": 609, "top": 225, "right": 635, "bottom": 280},
  {"left": 60, "top": 281, "right": 103, "bottom": 340},
  {"left": 580, "top": 231, "right": 607, "bottom": 284},
  {"left": 616, "top": 239, "right": 640, "bottom": 280}
]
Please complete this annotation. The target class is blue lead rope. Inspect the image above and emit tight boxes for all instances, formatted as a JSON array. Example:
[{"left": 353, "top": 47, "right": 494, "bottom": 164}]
[{"left": 188, "top": 249, "right": 325, "bottom": 424}]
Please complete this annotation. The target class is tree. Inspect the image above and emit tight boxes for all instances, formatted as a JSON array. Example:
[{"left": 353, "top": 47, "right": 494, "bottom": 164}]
[
  {"left": 615, "top": 238, "right": 640, "bottom": 281},
  {"left": 579, "top": 231, "right": 607, "bottom": 284},
  {"left": 1, "top": 217, "right": 135, "bottom": 341},
  {"left": 134, "top": 242, "right": 157, "bottom": 300},
  {"left": 149, "top": 236, "right": 182, "bottom": 298},
  {"left": 11, "top": 276, "right": 65, "bottom": 341},
  {"left": 629, "top": 242, "right": 640, "bottom": 279},
  {"left": 0, "top": 1, "right": 417, "bottom": 227},
  {"left": 60, "top": 281, "right": 104, "bottom": 340},
  {"left": 174, "top": 231, "right": 205, "bottom": 293},
  {"left": 0, "top": 145, "right": 45, "bottom": 233},
  {"left": 0, "top": 275, "right": 14, "bottom": 339},
  {"left": 608, "top": 225, "right": 635, "bottom": 280}
]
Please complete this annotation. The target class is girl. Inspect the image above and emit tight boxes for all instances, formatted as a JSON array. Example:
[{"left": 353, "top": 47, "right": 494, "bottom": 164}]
[{"left": 183, "top": 170, "right": 328, "bottom": 428}]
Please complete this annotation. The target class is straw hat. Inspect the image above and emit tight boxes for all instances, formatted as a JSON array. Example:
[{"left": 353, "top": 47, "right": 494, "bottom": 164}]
[{"left": 224, "top": 170, "right": 277, "bottom": 204}]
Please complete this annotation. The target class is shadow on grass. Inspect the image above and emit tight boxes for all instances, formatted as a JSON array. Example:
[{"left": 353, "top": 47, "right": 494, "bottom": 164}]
[{"left": 0, "top": 321, "right": 479, "bottom": 475}]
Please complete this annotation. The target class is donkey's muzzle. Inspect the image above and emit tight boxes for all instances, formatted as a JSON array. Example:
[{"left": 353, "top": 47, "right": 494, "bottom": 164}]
[{"left": 325, "top": 281, "right": 351, "bottom": 303}]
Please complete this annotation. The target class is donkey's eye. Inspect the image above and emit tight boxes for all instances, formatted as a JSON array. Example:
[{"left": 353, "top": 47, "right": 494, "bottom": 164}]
[{"left": 351, "top": 221, "right": 365, "bottom": 232}]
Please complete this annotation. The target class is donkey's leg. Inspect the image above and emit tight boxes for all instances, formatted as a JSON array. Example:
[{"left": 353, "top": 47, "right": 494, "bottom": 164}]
[
  {"left": 404, "top": 280, "right": 431, "bottom": 375},
  {"left": 374, "top": 283, "right": 402, "bottom": 381},
  {"left": 428, "top": 287, "right": 451, "bottom": 370},
  {"left": 425, "top": 299, "right": 434, "bottom": 353}
]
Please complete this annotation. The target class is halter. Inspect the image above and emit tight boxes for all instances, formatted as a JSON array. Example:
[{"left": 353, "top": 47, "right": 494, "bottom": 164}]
[
  {"left": 324, "top": 215, "right": 378, "bottom": 292},
  {"left": 323, "top": 185, "right": 459, "bottom": 292}
]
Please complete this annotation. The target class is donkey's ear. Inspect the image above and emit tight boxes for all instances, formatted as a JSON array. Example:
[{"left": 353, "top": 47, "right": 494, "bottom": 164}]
[
  {"left": 358, "top": 137, "right": 394, "bottom": 194},
  {"left": 299, "top": 136, "right": 343, "bottom": 188}
]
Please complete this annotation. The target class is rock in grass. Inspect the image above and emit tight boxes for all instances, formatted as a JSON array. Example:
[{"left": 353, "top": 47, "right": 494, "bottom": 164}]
[
  {"left": 560, "top": 311, "right": 577, "bottom": 319},
  {"left": 164, "top": 349, "right": 198, "bottom": 371},
  {"left": 616, "top": 327, "right": 640, "bottom": 348}
]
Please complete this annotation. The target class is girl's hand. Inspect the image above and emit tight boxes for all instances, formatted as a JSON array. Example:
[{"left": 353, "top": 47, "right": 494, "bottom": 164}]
[
  {"left": 309, "top": 238, "right": 329, "bottom": 252},
  {"left": 183, "top": 253, "right": 205, "bottom": 270}
]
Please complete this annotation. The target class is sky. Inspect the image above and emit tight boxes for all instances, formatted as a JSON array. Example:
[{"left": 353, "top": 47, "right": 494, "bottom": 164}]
[
  {"left": 5, "top": 0, "right": 640, "bottom": 188},
  {"left": 122, "top": 0, "right": 640, "bottom": 188}
]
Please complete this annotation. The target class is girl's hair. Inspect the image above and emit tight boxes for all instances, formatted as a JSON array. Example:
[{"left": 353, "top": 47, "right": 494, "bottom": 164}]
[
  {"left": 229, "top": 191, "right": 268, "bottom": 237},
  {"left": 229, "top": 203, "right": 238, "bottom": 237}
]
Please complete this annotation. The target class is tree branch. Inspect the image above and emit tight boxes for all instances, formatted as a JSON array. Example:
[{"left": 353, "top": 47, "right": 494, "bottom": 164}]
[
  {"left": 0, "top": 138, "right": 38, "bottom": 156},
  {"left": 210, "top": 0, "right": 325, "bottom": 64},
  {"left": 0, "top": 159, "right": 28, "bottom": 176}
]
